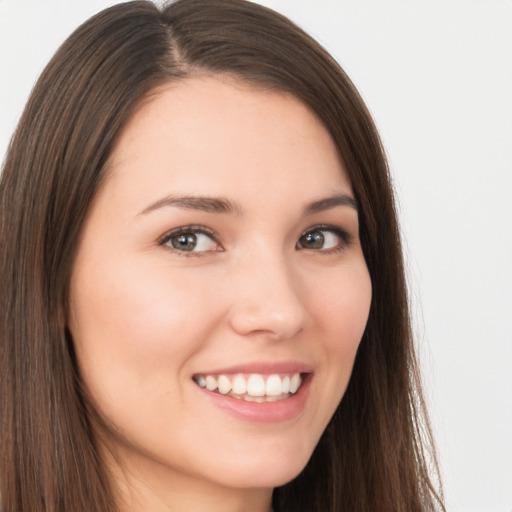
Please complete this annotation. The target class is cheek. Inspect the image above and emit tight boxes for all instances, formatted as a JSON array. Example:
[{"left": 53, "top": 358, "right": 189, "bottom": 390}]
[
  {"left": 305, "top": 261, "right": 372, "bottom": 412},
  {"left": 312, "top": 263, "right": 372, "bottom": 352},
  {"left": 68, "top": 256, "right": 222, "bottom": 393}
]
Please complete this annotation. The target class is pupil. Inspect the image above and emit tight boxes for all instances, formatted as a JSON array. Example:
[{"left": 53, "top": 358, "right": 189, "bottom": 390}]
[
  {"left": 304, "top": 231, "right": 324, "bottom": 249},
  {"left": 172, "top": 233, "right": 197, "bottom": 251}
]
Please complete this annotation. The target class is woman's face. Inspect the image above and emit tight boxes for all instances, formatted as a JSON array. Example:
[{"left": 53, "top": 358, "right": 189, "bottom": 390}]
[{"left": 68, "top": 76, "right": 372, "bottom": 499}]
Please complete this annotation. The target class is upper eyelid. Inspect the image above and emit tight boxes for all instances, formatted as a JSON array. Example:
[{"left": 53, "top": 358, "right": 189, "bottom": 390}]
[
  {"left": 157, "top": 223, "right": 353, "bottom": 248},
  {"left": 296, "top": 225, "right": 354, "bottom": 253},
  {"left": 158, "top": 225, "right": 219, "bottom": 242},
  {"left": 300, "top": 224, "right": 353, "bottom": 239}
]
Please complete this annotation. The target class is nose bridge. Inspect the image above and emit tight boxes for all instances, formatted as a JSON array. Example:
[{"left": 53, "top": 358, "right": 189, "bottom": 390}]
[{"left": 228, "top": 241, "right": 306, "bottom": 340}]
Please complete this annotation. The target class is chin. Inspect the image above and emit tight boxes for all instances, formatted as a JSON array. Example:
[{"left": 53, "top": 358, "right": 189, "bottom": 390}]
[{"left": 205, "top": 443, "right": 313, "bottom": 490}]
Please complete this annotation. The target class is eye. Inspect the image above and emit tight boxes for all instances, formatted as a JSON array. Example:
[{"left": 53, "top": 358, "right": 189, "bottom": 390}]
[
  {"left": 160, "top": 226, "right": 221, "bottom": 254},
  {"left": 296, "top": 226, "right": 351, "bottom": 252}
]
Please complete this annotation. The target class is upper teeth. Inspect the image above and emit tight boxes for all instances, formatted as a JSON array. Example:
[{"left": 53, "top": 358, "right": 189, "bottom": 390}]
[{"left": 194, "top": 373, "right": 302, "bottom": 397}]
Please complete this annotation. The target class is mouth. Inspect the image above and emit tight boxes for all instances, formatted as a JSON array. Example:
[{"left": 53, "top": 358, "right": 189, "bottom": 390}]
[{"left": 193, "top": 372, "right": 305, "bottom": 403}]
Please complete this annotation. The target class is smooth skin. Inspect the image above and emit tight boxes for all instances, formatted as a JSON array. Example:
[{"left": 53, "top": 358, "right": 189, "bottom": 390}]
[{"left": 68, "top": 76, "right": 372, "bottom": 512}]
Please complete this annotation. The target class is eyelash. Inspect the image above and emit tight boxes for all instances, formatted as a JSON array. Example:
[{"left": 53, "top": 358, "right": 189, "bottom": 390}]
[
  {"left": 158, "top": 225, "right": 222, "bottom": 257},
  {"left": 158, "top": 224, "right": 353, "bottom": 257},
  {"left": 296, "top": 224, "right": 353, "bottom": 254}
]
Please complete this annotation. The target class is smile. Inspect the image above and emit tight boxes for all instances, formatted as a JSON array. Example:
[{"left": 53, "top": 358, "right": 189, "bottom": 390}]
[{"left": 193, "top": 373, "right": 303, "bottom": 403}]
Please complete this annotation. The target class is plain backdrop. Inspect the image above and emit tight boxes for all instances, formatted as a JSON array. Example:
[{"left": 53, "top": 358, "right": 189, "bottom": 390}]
[{"left": 1, "top": 1, "right": 511, "bottom": 511}]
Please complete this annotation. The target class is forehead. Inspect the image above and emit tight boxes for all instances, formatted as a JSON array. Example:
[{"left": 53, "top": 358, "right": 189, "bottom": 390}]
[{"left": 104, "top": 76, "right": 352, "bottom": 211}]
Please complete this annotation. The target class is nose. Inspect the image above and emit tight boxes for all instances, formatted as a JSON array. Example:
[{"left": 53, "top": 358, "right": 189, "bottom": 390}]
[{"left": 227, "top": 249, "right": 307, "bottom": 341}]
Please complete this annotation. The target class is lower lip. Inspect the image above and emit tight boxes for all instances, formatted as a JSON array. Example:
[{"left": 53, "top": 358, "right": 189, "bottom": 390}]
[{"left": 195, "top": 374, "right": 312, "bottom": 423}]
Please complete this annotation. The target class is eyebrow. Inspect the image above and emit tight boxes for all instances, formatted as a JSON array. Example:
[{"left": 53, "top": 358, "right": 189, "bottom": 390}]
[
  {"left": 139, "top": 192, "right": 358, "bottom": 217},
  {"left": 139, "top": 195, "right": 242, "bottom": 216},
  {"left": 304, "top": 193, "right": 358, "bottom": 214}
]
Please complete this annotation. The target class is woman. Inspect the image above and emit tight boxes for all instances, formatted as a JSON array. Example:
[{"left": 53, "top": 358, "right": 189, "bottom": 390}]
[{"left": 0, "top": 1, "right": 445, "bottom": 511}]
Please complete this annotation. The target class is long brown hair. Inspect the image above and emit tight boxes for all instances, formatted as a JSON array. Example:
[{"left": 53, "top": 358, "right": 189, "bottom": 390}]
[{"left": 0, "top": 1, "right": 444, "bottom": 510}]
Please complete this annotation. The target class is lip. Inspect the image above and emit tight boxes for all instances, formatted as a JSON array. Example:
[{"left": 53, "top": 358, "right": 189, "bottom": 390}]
[
  {"left": 194, "top": 361, "right": 313, "bottom": 376},
  {"left": 193, "top": 362, "right": 313, "bottom": 423}
]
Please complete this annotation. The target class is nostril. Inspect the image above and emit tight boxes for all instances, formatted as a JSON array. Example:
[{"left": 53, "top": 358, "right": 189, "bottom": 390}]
[{"left": 228, "top": 308, "right": 305, "bottom": 340}]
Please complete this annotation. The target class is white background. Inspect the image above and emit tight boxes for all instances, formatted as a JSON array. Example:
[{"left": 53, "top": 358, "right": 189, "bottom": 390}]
[{"left": 1, "top": 1, "right": 511, "bottom": 511}]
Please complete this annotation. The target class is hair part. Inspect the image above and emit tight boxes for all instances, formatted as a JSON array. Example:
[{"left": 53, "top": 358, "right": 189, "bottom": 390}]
[{"left": 0, "top": 1, "right": 444, "bottom": 511}]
